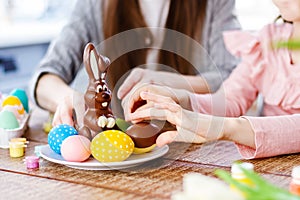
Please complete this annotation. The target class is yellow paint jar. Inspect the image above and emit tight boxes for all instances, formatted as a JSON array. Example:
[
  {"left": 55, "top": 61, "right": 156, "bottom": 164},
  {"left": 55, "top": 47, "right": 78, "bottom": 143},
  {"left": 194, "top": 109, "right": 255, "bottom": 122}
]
[{"left": 9, "top": 141, "right": 26, "bottom": 158}]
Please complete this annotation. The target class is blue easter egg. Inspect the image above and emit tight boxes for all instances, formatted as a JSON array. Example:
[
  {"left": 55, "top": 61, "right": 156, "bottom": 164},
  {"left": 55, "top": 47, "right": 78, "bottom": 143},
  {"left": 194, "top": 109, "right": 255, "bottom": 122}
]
[
  {"left": 48, "top": 124, "right": 78, "bottom": 154},
  {"left": 10, "top": 89, "right": 29, "bottom": 113}
]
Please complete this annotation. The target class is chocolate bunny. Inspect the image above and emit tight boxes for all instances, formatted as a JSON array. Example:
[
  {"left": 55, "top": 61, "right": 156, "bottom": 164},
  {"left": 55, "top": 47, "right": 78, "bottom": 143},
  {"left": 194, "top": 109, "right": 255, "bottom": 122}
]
[{"left": 78, "top": 43, "right": 116, "bottom": 139}]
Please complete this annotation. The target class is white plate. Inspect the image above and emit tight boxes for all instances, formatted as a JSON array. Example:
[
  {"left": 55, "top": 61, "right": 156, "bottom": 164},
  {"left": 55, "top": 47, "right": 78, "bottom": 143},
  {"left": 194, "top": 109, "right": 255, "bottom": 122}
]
[{"left": 39, "top": 144, "right": 169, "bottom": 170}]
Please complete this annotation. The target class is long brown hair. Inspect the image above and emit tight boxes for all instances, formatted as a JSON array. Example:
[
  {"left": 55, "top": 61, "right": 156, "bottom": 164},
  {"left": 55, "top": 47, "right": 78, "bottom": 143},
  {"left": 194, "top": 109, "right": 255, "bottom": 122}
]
[{"left": 103, "top": 0, "right": 207, "bottom": 89}]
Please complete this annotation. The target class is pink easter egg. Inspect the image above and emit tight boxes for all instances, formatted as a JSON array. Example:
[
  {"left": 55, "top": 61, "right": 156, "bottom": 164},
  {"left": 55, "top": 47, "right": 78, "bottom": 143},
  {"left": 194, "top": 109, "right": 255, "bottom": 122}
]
[{"left": 61, "top": 135, "right": 91, "bottom": 162}]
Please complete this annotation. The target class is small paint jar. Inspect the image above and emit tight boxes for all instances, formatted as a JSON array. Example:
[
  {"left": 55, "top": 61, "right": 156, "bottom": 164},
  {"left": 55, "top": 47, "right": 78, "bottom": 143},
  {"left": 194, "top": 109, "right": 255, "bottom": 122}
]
[
  {"left": 25, "top": 156, "right": 39, "bottom": 170},
  {"left": 10, "top": 138, "right": 28, "bottom": 151},
  {"left": 9, "top": 141, "right": 26, "bottom": 158},
  {"left": 290, "top": 166, "right": 300, "bottom": 196}
]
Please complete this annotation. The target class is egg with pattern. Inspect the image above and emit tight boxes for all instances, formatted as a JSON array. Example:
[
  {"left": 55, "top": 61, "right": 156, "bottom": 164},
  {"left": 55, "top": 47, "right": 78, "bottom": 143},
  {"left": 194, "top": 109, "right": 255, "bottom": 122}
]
[
  {"left": 1, "top": 96, "right": 25, "bottom": 115},
  {"left": 48, "top": 124, "right": 78, "bottom": 154},
  {"left": 91, "top": 130, "right": 134, "bottom": 162},
  {"left": 2, "top": 105, "right": 23, "bottom": 120},
  {"left": 10, "top": 89, "right": 29, "bottom": 113},
  {"left": 61, "top": 135, "right": 91, "bottom": 162}
]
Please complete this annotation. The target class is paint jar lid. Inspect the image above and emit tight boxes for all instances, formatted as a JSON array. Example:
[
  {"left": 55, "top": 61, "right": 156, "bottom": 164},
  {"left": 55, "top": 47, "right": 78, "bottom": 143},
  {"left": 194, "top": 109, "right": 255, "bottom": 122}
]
[
  {"left": 10, "top": 138, "right": 28, "bottom": 143},
  {"left": 9, "top": 141, "right": 26, "bottom": 148},
  {"left": 25, "top": 156, "right": 39, "bottom": 163}
]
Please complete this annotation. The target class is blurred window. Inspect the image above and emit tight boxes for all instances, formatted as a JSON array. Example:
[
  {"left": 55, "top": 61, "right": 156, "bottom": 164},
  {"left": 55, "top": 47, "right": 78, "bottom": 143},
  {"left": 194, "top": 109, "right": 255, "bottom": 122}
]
[{"left": 236, "top": 0, "right": 279, "bottom": 30}]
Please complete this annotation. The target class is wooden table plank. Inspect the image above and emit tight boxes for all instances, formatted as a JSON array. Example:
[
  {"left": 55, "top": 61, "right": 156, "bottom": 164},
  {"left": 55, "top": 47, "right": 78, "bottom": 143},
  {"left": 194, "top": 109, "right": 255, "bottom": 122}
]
[
  {"left": 165, "top": 141, "right": 242, "bottom": 167},
  {"left": 0, "top": 171, "right": 151, "bottom": 200}
]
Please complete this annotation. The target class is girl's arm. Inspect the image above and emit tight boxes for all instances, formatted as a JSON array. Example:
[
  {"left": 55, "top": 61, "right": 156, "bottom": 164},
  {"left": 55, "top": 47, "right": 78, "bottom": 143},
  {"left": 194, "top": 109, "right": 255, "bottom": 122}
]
[
  {"left": 127, "top": 91, "right": 255, "bottom": 148},
  {"left": 235, "top": 114, "right": 300, "bottom": 159}
]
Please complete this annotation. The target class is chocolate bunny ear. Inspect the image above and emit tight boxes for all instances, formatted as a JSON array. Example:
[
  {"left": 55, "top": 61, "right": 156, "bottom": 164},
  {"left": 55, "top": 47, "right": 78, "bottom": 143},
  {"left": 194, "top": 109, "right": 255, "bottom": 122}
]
[
  {"left": 84, "top": 43, "right": 110, "bottom": 81},
  {"left": 84, "top": 43, "right": 100, "bottom": 81},
  {"left": 98, "top": 55, "right": 110, "bottom": 80}
]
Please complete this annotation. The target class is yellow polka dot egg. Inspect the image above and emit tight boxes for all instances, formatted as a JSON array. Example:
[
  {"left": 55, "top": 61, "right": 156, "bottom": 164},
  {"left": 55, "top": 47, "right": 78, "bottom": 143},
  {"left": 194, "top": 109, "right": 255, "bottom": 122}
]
[{"left": 91, "top": 130, "right": 134, "bottom": 162}]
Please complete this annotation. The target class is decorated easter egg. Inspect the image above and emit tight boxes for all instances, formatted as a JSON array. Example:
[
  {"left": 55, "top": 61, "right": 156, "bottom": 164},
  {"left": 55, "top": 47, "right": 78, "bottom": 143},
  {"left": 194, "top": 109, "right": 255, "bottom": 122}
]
[
  {"left": 1, "top": 96, "right": 25, "bottom": 115},
  {"left": 10, "top": 89, "right": 29, "bottom": 113},
  {"left": 115, "top": 118, "right": 131, "bottom": 132},
  {"left": 91, "top": 130, "right": 134, "bottom": 162},
  {"left": 126, "top": 122, "right": 160, "bottom": 154},
  {"left": 132, "top": 144, "right": 157, "bottom": 154},
  {"left": 0, "top": 110, "right": 19, "bottom": 129},
  {"left": 0, "top": 92, "right": 3, "bottom": 107},
  {"left": 2, "top": 105, "right": 23, "bottom": 120},
  {"left": 61, "top": 135, "right": 91, "bottom": 162},
  {"left": 126, "top": 122, "right": 160, "bottom": 148},
  {"left": 48, "top": 124, "right": 78, "bottom": 154}
]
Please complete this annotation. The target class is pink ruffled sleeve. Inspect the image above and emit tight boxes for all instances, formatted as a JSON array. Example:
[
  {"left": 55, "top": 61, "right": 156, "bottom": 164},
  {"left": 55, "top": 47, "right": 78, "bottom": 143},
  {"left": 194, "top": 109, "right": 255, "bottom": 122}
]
[
  {"left": 237, "top": 115, "right": 300, "bottom": 159},
  {"left": 190, "top": 30, "right": 262, "bottom": 117}
]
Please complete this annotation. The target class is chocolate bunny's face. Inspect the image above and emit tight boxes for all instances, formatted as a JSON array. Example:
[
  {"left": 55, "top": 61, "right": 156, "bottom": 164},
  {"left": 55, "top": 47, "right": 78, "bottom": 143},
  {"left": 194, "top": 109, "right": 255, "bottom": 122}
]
[{"left": 95, "top": 78, "right": 112, "bottom": 110}]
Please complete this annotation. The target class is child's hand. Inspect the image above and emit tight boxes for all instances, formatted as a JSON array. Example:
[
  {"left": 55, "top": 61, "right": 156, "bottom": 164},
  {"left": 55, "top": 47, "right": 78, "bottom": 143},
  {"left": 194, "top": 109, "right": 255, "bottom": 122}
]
[{"left": 127, "top": 91, "right": 210, "bottom": 147}]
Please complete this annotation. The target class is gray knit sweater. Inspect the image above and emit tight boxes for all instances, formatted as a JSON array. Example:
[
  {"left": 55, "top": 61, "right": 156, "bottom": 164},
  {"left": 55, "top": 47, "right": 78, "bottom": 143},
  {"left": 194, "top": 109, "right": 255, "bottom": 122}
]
[{"left": 29, "top": 0, "right": 241, "bottom": 106}]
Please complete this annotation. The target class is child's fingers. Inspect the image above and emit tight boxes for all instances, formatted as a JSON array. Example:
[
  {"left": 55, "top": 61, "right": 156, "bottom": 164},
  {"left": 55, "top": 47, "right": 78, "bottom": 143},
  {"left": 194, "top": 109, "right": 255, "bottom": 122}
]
[
  {"left": 156, "top": 131, "right": 178, "bottom": 147},
  {"left": 174, "top": 127, "right": 207, "bottom": 144}
]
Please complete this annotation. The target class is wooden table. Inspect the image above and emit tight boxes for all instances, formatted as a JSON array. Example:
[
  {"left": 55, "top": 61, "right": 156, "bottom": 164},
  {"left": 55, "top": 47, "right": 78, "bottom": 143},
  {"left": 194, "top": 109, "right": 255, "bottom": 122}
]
[{"left": 1, "top": 108, "right": 300, "bottom": 200}]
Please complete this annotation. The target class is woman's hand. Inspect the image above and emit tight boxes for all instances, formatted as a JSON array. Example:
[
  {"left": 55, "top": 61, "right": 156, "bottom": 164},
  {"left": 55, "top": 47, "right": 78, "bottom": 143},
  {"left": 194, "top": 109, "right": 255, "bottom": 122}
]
[
  {"left": 117, "top": 68, "right": 209, "bottom": 100},
  {"left": 121, "top": 84, "right": 191, "bottom": 121},
  {"left": 52, "top": 95, "right": 74, "bottom": 126},
  {"left": 52, "top": 92, "right": 85, "bottom": 127}
]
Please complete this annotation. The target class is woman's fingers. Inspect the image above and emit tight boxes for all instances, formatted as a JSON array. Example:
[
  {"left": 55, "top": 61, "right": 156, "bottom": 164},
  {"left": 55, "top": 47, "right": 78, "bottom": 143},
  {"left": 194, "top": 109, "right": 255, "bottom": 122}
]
[
  {"left": 117, "top": 68, "right": 144, "bottom": 99},
  {"left": 141, "top": 91, "right": 176, "bottom": 104},
  {"left": 52, "top": 96, "right": 74, "bottom": 127},
  {"left": 52, "top": 105, "right": 74, "bottom": 126},
  {"left": 122, "top": 83, "right": 150, "bottom": 120}
]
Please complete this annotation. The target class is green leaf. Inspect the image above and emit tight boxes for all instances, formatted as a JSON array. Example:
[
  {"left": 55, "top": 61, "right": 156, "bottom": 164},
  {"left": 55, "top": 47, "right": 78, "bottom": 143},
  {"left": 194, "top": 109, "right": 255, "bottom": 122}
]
[
  {"left": 215, "top": 167, "right": 300, "bottom": 200},
  {"left": 115, "top": 118, "right": 131, "bottom": 132},
  {"left": 274, "top": 40, "right": 300, "bottom": 50}
]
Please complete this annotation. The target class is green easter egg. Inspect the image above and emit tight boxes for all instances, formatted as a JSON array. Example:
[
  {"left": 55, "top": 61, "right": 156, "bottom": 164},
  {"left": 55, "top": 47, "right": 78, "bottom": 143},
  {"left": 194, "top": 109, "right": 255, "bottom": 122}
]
[
  {"left": 115, "top": 118, "right": 131, "bottom": 132},
  {"left": 0, "top": 110, "right": 20, "bottom": 129},
  {"left": 10, "top": 89, "right": 29, "bottom": 113}
]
